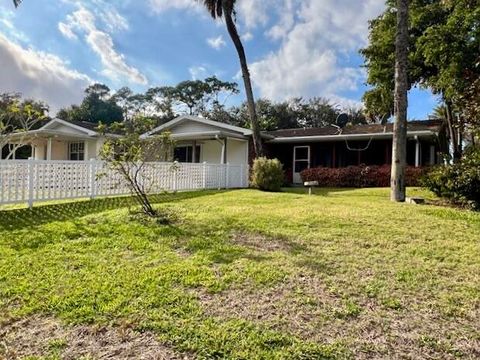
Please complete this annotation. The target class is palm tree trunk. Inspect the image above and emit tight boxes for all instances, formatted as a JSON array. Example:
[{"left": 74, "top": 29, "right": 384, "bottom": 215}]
[
  {"left": 224, "top": 12, "right": 263, "bottom": 158},
  {"left": 444, "top": 100, "right": 460, "bottom": 162},
  {"left": 391, "top": 0, "right": 409, "bottom": 202}
]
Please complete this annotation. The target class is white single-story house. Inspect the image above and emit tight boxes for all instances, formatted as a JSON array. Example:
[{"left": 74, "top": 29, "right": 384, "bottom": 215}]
[
  {"left": 2, "top": 115, "right": 252, "bottom": 166},
  {"left": 2, "top": 115, "right": 448, "bottom": 185},
  {"left": 143, "top": 115, "right": 252, "bottom": 165},
  {"left": 3, "top": 118, "right": 111, "bottom": 161}
]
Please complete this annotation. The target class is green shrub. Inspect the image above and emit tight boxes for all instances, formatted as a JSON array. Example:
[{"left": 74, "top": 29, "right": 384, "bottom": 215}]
[
  {"left": 251, "top": 157, "right": 285, "bottom": 192},
  {"left": 422, "top": 147, "right": 480, "bottom": 210}
]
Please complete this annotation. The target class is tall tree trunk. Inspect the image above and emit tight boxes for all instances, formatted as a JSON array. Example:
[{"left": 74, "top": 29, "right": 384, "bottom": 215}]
[
  {"left": 391, "top": 0, "right": 409, "bottom": 202},
  {"left": 224, "top": 12, "right": 263, "bottom": 157},
  {"left": 445, "top": 99, "right": 462, "bottom": 162}
]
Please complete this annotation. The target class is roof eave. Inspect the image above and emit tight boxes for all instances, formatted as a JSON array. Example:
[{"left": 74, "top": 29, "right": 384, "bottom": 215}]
[{"left": 267, "top": 130, "right": 437, "bottom": 143}]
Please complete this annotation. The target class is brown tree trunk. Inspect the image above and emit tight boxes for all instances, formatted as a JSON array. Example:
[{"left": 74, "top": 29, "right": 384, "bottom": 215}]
[
  {"left": 391, "top": 0, "right": 409, "bottom": 202},
  {"left": 445, "top": 100, "right": 462, "bottom": 162},
  {"left": 224, "top": 12, "right": 263, "bottom": 157}
]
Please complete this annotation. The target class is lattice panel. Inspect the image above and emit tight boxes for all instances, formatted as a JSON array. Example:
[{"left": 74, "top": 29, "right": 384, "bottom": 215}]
[{"left": 0, "top": 160, "right": 249, "bottom": 206}]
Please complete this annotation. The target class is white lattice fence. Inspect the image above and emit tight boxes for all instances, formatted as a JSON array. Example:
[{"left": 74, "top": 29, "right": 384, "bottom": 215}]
[{"left": 0, "top": 160, "right": 249, "bottom": 207}]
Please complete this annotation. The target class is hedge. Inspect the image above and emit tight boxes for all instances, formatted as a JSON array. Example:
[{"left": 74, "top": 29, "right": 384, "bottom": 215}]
[
  {"left": 422, "top": 147, "right": 480, "bottom": 210},
  {"left": 300, "top": 165, "right": 428, "bottom": 188}
]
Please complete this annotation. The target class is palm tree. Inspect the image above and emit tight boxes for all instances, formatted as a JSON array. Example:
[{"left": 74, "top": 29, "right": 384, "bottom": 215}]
[
  {"left": 199, "top": 0, "right": 263, "bottom": 157},
  {"left": 391, "top": 0, "right": 409, "bottom": 202},
  {"left": 13, "top": 0, "right": 22, "bottom": 7}
]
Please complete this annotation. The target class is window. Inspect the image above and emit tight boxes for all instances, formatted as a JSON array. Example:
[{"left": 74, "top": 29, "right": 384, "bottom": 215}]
[
  {"left": 174, "top": 145, "right": 201, "bottom": 163},
  {"left": 293, "top": 146, "right": 310, "bottom": 172},
  {"left": 69, "top": 142, "right": 85, "bottom": 161}
]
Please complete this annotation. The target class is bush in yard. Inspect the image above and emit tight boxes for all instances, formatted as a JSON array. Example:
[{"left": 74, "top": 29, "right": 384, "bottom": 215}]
[
  {"left": 422, "top": 147, "right": 480, "bottom": 209},
  {"left": 251, "top": 157, "right": 285, "bottom": 192},
  {"left": 301, "top": 165, "right": 427, "bottom": 188},
  {"left": 99, "top": 117, "right": 176, "bottom": 218}
]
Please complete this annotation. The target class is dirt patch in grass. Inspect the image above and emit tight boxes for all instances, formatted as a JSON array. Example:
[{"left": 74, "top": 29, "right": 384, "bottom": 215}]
[
  {"left": 231, "top": 232, "right": 307, "bottom": 253},
  {"left": 196, "top": 272, "right": 480, "bottom": 359},
  {"left": 0, "top": 316, "right": 192, "bottom": 360},
  {"left": 197, "top": 273, "right": 344, "bottom": 340}
]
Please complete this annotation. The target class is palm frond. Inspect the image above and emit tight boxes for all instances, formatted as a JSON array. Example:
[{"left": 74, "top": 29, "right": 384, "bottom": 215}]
[
  {"left": 199, "top": 0, "right": 235, "bottom": 19},
  {"left": 13, "top": 0, "right": 22, "bottom": 8}
]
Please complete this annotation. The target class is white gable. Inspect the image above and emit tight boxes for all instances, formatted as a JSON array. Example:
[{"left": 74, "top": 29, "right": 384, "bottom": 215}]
[
  {"left": 46, "top": 123, "right": 91, "bottom": 136},
  {"left": 144, "top": 115, "right": 252, "bottom": 138},
  {"left": 170, "top": 121, "right": 228, "bottom": 134},
  {"left": 41, "top": 118, "right": 97, "bottom": 137}
]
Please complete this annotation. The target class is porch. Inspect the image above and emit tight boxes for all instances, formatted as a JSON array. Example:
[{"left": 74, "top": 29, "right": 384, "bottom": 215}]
[
  {"left": 146, "top": 115, "right": 251, "bottom": 166},
  {"left": 268, "top": 137, "right": 441, "bottom": 184}
]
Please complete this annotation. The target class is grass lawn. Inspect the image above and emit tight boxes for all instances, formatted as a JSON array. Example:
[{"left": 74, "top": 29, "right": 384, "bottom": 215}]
[{"left": 0, "top": 188, "right": 479, "bottom": 359}]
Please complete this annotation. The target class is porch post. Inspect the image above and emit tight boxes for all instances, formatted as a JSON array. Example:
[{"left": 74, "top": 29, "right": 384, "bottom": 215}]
[
  {"left": 221, "top": 138, "right": 227, "bottom": 164},
  {"left": 47, "top": 138, "right": 52, "bottom": 161},
  {"left": 429, "top": 145, "right": 436, "bottom": 166},
  {"left": 192, "top": 140, "right": 197, "bottom": 163},
  {"left": 84, "top": 140, "right": 89, "bottom": 162},
  {"left": 415, "top": 136, "right": 421, "bottom": 168}
]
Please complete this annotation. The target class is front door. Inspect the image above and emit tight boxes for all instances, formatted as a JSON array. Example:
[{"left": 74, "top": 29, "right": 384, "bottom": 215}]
[{"left": 293, "top": 146, "right": 310, "bottom": 184}]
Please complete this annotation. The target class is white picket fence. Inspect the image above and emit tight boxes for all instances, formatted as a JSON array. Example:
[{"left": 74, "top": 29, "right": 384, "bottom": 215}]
[{"left": 0, "top": 159, "right": 249, "bottom": 207}]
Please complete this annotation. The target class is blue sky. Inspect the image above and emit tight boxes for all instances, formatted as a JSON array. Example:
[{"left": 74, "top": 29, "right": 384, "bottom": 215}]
[{"left": 0, "top": 0, "right": 438, "bottom": 119}]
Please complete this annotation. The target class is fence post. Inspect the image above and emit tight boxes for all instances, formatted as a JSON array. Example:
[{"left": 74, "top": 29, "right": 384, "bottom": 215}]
[
  {"left": 225, "top": 163, "right": 230, "bottom": 189},
  {"left": 202, "top": 162, "right": 207, "bottom": 190},
  {"left": 173, "top": 162, "right": 177, "bottom": 192},
  {"left": 27, "top": 157, "right": 34, "bottom": 208},
  {"left": 240, "top": 164, "right": 244, "bottom": 188},
  {"left": 89, "top": 159, "right": 96, "bottom": 199}
]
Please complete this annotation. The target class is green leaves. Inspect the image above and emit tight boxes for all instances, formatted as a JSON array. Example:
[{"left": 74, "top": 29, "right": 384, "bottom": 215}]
[{"left": 361, "top": 0, "right": 480, "bottom": 123}]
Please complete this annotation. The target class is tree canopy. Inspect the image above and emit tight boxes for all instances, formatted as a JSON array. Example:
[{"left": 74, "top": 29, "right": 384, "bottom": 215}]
[
  {"left": 361, "top": 0, "right": 480, "bottom": 157},
  {"left": 57, "top": 84, "right": 123, "bottom": 125}
]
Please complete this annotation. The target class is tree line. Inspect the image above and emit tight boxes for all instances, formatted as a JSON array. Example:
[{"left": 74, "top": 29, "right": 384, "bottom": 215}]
[{"left": 15, "top": 78, "right": 365, "bottom": 132}]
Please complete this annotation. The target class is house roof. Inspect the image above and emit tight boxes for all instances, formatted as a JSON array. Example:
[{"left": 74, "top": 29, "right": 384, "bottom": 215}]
[
  {"left": 143, "top": 115, "right": 253, "bottom": 138},
  {"left": 265, "top": 120, "right": 444, "bottom": 143},
  {"left": 8, "top": 118, "right": 121, "bottom": 141},
  {"left": 265, "top": 120, "right": 443, "bottom": 138}
]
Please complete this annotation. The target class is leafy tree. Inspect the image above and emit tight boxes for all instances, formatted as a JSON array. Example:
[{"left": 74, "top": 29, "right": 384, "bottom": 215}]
[
  {"left": 156, "top": 76, "right": 238, "bottom": 116},
  {"left": 111, "top": 87, "right": 134, "bottom": 120},
  {"left": 0, "top": 93, "right": 48, "bottom": 159},
  {"left": 344, "top": 106, "right": 368, "bottom": 125},
  {"left": 362, "top": 0, "right": 480, "bottom": 161},
  {"left": 391, "top": 0, "right": 410, "bottom": 203},
  {"left": 363, "top": 87, "right": 394, "bottom": 124},
  {"left": 204, "top": 76, "right": 239, "bottom": 107},
  {"left": 98, "top": 117, "right": 176, "bottom": 218},
  {"left": 291, "top": 97, "right": 341, "bottom": 128},
  {"left": 199, "top": 0, "right": 264, "bottom": 157},
  {"left": 58, "top": 83, "right": 124, "bottom": 125},
  {"left": 161, "top": 80, "right": 209, "bottom": 116},
  {"left": 232, "top": 99, "right": 292, "bottom": 131}
]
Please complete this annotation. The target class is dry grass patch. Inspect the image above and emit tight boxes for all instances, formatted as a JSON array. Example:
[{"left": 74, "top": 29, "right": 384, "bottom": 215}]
[
  {"left": 0, "top": 316, "right": 191, "bottom": 360},
  {"left": 230, "top": 232, "right": 305, "bottom": 253}
]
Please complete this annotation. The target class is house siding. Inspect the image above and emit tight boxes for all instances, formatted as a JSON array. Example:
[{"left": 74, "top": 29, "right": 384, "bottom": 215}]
[{"left": 266, "top": 137, "right": 441, "bottom": 183}]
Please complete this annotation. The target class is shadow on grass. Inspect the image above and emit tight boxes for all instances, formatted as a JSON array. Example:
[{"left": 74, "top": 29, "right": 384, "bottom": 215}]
[
  {"left": 0, "top": 190, "right": 221, "bottom": 231},
  {"left": 281, "top": 187, "right": 358, "bottom": 197}
]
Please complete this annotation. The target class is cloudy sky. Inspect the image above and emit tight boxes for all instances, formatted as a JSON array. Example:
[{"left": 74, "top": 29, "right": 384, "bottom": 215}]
[{"left": 0, "top": 0, "right": 437, "bottom": 118}]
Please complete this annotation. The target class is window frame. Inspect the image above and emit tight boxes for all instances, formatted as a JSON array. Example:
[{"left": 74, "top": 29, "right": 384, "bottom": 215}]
[{"left": 68, "top": 141, "right": 85, "bottom": 161}]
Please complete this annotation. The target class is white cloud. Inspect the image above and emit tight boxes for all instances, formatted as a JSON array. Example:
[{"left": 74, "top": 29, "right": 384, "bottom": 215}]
[
  {"left": 236, "top": 0, "right": 271, "bottom": 29},
  {"left": 242, "top": 32, "right": 254, "bottom": 42},
  {"left": 59, "top": 6, "right": 148, "bottom": 85},
  {"left": 250, "top": 0, "right": 385, "bottom": 102},
  {"left": 207, "top": 35, "right": 226, "bottom": 50},
  {"left": 0, "top": 33, "right": 92, "bottom": 113},
  {"left": 58, "top": 22, "right": 78, "bottom": 40},
  {"left": 189, "top": 66, "right": 207, "bottom": 80},
  {"left": 148, "top": 0, "right": 200, "bottom": 13}
]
